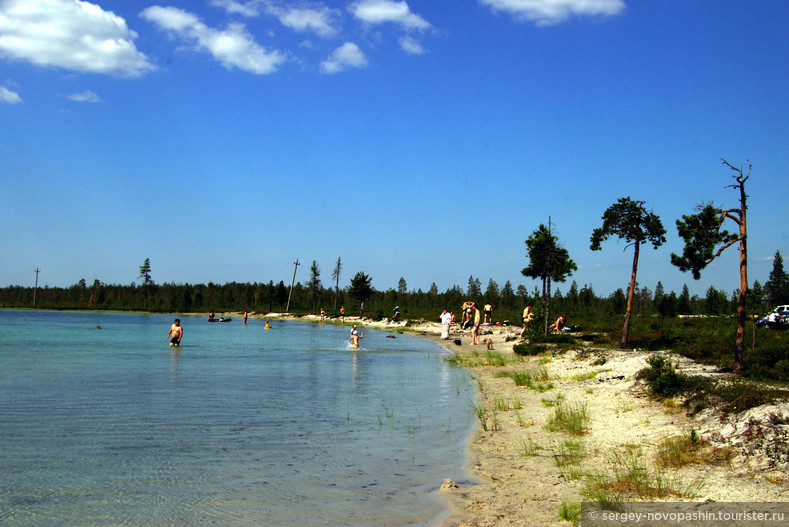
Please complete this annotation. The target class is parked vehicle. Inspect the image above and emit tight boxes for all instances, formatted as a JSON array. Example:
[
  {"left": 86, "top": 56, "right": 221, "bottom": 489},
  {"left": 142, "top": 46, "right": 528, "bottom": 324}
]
[{"left": 756, "top": 305, "right": 789, "bottom": 329}]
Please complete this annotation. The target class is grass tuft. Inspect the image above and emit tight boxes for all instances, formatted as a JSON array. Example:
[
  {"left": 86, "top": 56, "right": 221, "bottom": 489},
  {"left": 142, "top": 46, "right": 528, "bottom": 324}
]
[{"left": 545, "top": 401, "right": 589, "bottom": 435}]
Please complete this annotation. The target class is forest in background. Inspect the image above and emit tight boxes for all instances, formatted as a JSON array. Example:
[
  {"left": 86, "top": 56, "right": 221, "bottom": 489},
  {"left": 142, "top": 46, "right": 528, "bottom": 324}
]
[{"left": 2, "top": 264, "right": 786, "bottom": 325}]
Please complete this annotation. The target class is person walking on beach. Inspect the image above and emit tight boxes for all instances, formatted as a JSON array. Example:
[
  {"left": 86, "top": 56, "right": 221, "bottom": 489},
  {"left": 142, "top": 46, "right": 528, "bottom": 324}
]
[
  {"left": 320, "top": 308, "right": 325, "bottom": 323},
  {"left": 167, "top": 319, "right": 183, "bottom": 346},
  {"left": 440, "top": 309, "right": 452, "bottom": 340},
  {"left": 340, "top": 306, "right": 345, "bottom": 324},
  {"left": 520, "top": 303, "right": 534, "bottom": 338},
  {"left": 483, "top": 303, "right": 492, "bottom": 324},
  {"left": 470, "top": 304, "right": 481, "bottom": 345}
]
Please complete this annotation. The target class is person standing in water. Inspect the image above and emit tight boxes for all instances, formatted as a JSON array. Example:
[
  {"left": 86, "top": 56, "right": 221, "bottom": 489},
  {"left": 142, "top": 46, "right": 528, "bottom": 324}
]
[
  {"left": 349, "top": 325, "right": 363, "bottom": 349},
  {"left": 167, "top": 319, "right": 183, "bottom": 346}
]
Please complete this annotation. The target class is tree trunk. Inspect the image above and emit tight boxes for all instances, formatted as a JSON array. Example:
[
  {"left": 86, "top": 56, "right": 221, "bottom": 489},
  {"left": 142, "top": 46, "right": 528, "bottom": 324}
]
[
  {"left": 734, "top": 188, "right": 748, "bottom": 374},
  {"left": 544, "top": 276, "right": 551, "bottom": 336},
  {"left": 622, "top": 241, "right": 640, "bottom": 348}
]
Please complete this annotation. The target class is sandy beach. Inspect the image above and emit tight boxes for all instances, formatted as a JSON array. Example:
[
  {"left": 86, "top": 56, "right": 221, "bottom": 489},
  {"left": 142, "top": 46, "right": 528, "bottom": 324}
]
[{"left": 248, "top": 312, "right": 789, "bottom": 525}]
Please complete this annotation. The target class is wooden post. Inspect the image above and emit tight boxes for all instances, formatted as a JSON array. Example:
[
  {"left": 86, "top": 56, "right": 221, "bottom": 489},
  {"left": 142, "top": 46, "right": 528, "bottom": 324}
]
[
  {"left": 33, "top": 268, "right": 39, "bottom": 307},
  {"left": 286, "top": 259, "right": 300, "bottom": 313}
]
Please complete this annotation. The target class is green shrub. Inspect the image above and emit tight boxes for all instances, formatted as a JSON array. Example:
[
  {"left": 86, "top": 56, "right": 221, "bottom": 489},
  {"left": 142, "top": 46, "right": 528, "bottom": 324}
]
[
  {"left": 636, "top": 354, "right": 687, "bottom": 398},
  {"left": 637, "top": 354, "right": 789, "bottom": 417},
  {"left": 513, "top": 342, "right": 549, "bottom": 356},
  {"left": 743, "top": 344, "right": 789, "bottom": 381}
]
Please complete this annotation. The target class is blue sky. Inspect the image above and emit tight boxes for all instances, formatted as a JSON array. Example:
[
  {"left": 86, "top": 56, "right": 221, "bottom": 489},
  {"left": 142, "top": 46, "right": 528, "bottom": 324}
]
[{"left": 1, "top": 0, "right": 787, "bottom": 299}]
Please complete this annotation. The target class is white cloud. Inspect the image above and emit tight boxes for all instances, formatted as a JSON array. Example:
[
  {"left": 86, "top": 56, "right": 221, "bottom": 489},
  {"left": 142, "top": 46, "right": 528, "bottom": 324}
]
[
  {"left": 141, "top": 5, "right": 286, "bottom": 75},
  {"left": 399, "top": 36, "right": 425, "bottom": 55},
  {"left": 209, "top": 0, "right": 264, "bottom": 18},
  {"left": 0, "top": 0, "right": 155, "bottom": 77},
  {"left": 210, "top": 1, "right": 341, "bottom": 38},
  {"left": 62, "top": 90, "right": 99, "bottom": 102},
  {"left": 479, "top": 0, "right": 625, "bottom": 26},
  {"left": 320, "top": 42, "right": 367, "bottom": 73},
  {"left": 265, "top": 3, "right": 340, "bottom": 38},
  {"left": 349, "top": 0, "right": 431, "bottom": 31},
  {"left": 0, "top": 85, "right": 22, "bottom": 104}
]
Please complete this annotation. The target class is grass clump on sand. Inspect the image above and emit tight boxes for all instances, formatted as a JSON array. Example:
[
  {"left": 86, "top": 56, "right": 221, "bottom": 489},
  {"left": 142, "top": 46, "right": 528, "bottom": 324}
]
[
  {"left": 444, "top": 349, "right": 522, "bottom": 368},
  {"left": 545, "top": 401, "right": 589, "bottom": 436},
  {"left": 470, "top": 402, "right": 498, "bottom": 432},
  {"left": 584, "top": 448, "right": 703, "bottom": 504},
  {"left": 656, "top": 429, "right": 736, "bottom": 468},
  {"left": 496, "top": 367, "right": 553, "bottom": 391},
  {"left": 557, "top": 501, "right": 582, "bottom": 526},
  {"left": 553, "top": 439, "right": 588, "bottom": 480}
]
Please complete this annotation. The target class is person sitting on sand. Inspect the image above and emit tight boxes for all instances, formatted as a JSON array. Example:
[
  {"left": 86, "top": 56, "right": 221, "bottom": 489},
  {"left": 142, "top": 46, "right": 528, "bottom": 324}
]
[
  {"left": 167, "top": 318, "right": 183, "bottom": 346},
  {"left": 549, "top": 314, "right": 567, "bottom": 333}
]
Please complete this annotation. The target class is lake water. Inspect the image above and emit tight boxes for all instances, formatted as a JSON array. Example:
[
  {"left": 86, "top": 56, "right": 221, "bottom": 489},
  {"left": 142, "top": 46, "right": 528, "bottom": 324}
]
[{"left": 0, "top": 310, "right": 476, "bottom": 526}]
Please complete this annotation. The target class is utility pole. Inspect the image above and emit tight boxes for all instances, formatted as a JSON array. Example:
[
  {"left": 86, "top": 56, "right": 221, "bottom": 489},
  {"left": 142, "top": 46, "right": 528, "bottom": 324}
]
[
  {"left": 286, "top": 258, "right": 300, "bottom": 313},
  {"left": 33, "top": 268, "right": 40, "bottom": 307}
]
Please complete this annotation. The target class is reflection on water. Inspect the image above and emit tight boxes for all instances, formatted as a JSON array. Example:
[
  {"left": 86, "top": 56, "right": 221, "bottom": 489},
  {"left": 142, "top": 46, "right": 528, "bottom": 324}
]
[{"left": 0, "top": 310, "right": 475, "bottom": 526}]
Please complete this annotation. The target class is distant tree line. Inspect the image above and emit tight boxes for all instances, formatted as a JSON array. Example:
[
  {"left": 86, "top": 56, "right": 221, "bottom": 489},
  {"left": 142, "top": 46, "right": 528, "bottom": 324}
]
[{"left": 2, "top": 265, "right": 786, "bottom": 324}]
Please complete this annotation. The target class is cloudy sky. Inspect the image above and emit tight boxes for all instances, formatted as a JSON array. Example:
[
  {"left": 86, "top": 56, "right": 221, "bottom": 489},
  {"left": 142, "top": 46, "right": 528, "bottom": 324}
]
[{"left": 1, "top": 0, "right": 787, "bottom": 298}]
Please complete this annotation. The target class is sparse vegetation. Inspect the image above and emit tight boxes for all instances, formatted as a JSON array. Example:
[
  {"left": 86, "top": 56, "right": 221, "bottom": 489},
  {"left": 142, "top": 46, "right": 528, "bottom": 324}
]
[
  {"left": 558, "top": 501, "right": 582, "bottom": 526},
  {"left": 584, "top": 448, "right": 703, "bottom": 502},
  {"left": 656, "top": 430, "right": 736, "bottom": 467},
  {"left": 636, "top": 354, "right": 789, "bottom": 417},
  {"left": 553, "top": 439, "right": 587, "bottom": 469},
  {"left": 545, "top": 401, "right": 589, "bottom": 435}
]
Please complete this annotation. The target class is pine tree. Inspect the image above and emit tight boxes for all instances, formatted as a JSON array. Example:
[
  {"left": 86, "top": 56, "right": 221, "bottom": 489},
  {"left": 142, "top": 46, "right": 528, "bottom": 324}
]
[
  {"left": 522, "top": 222, "right": 577, "bottom": 334},
  {"left": 764, "top": 251, "right": 789, "bottom": 305},
  {"left": 590, "top": 197, "right": 665, "bottom": 348},
  {"left": 671, "top": 159, "right": 750, "bottom": 373}
]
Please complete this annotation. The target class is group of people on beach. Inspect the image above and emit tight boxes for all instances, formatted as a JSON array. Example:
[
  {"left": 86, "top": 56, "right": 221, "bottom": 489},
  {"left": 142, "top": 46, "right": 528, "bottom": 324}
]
[
  {"left": 439, "top": 301, "right": 485, "bottom": 344},
  {"left": 437, "top": 301, "right": 569, "bottom": 344},
  {"left": 166, "top": 304, "right": 569, "bottom": 350}
]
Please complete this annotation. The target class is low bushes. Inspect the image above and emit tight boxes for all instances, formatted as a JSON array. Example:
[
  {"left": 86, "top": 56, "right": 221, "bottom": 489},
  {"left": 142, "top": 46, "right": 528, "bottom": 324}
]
[{"left": 636, "top": 354, "right": 789, "bottom": 417}]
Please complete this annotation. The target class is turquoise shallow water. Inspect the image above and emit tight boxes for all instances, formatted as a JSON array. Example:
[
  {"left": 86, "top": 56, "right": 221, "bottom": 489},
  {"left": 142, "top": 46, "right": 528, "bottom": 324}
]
[{"left": 0, "top": 310, "right": 476, "bottom": 526}]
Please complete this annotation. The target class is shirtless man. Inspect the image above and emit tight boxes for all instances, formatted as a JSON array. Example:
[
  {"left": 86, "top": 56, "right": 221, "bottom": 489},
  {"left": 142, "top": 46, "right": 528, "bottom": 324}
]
[
  {"left": 520, "top": 303, "right": 534, "bottom": 338},
  {"left": 483, "top": 303, "right": 492, "bottom": 324},
  {"left": 167, "top": 319, "right": 183, "bottom": 346}
]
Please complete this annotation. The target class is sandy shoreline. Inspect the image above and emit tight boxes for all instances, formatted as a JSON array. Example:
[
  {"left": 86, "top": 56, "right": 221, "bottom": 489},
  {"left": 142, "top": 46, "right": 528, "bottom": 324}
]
[{"left": 219, "top": 312, "right": 789, "bottom": 525}]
